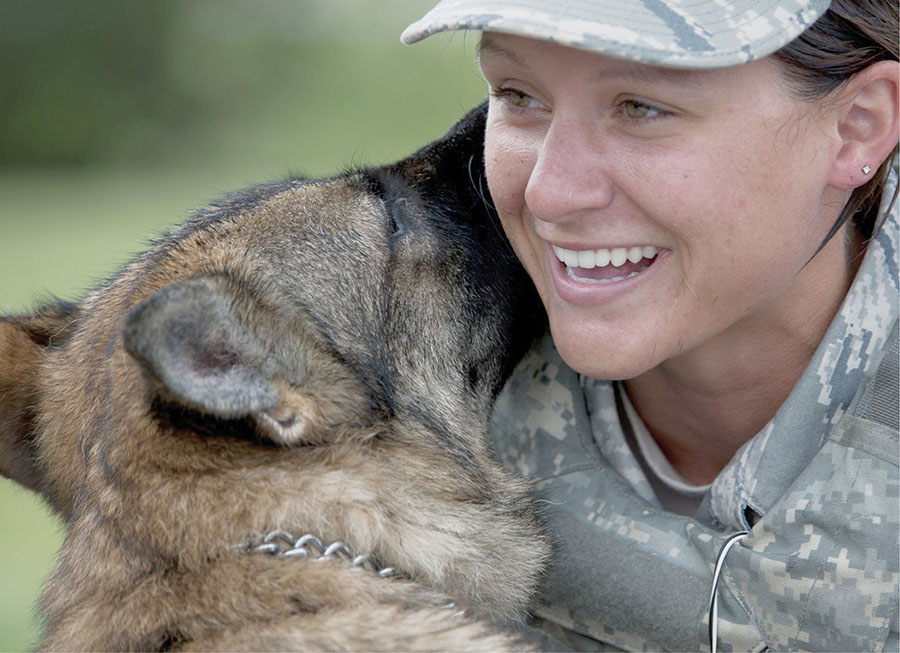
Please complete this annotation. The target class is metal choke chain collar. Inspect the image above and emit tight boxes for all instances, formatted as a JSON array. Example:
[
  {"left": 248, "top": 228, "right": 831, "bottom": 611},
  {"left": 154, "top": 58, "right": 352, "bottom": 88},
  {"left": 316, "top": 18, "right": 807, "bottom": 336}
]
[
  {"left": 237, "top": 529, "right": 466, "bottom": 616},
  {"left": 241, "top": 529, "right": 403, "bottom": 578}
]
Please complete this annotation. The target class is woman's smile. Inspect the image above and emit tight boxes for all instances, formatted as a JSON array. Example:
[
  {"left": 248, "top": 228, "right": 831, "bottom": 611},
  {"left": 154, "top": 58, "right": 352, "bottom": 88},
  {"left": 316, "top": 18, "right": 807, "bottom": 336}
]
[{"left": 547, "top": 241, "right": 667, "bottom": 303}]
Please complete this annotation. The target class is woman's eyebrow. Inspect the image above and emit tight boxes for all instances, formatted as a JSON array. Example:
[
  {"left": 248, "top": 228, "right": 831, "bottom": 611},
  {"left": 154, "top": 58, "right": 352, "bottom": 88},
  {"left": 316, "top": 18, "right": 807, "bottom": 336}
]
[
  {"left": 476, "top": 34, "right": 530, "bottom": 69},
  {"left": 598, "top": 64, "right": 712, "bottom": 91},
  {"left": 604, "top": 61, "right": 709, "bottom": 90}
]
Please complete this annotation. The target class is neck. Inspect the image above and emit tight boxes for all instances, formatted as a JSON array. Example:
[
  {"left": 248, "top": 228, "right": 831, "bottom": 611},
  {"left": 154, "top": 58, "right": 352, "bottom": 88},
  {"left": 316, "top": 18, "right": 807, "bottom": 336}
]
[{"left": 625, "top": 227, "right": 860, "bottom": 485}]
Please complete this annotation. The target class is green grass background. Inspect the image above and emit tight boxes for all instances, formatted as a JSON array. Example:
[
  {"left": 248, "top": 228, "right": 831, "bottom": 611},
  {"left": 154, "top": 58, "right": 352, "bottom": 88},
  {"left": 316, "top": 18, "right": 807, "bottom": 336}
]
[{"left": 0, "top": 2, "right": 486, "bottom": 649}]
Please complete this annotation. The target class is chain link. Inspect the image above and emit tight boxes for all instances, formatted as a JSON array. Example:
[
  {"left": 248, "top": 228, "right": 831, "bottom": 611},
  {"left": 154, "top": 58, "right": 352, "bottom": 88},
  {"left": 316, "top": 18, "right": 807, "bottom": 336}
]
[
  {"left": 241, "top": 529, "right": 402, "bottom": 578},
  {"left": 238, "top": 529, "right": 466, "bottom": 616}
]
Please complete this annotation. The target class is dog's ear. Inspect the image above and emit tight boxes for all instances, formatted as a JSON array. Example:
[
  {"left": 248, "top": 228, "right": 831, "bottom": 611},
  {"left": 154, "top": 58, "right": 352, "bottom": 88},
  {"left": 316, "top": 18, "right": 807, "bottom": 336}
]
[
  {"left": 123, "top": 276, "right": 323, "bottom": 446},
  {"left": 0, "top": 302, "right": 79, "bottom": 493},
  {"left": 123, "top": 276, "right": 279, "bottom": 420}
]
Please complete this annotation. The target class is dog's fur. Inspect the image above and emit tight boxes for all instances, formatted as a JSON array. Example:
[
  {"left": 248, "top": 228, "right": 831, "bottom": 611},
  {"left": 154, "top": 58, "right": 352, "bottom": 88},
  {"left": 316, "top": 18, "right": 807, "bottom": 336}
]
[{"left": 0, "top": 103, "right": 550, "bottom": 651}]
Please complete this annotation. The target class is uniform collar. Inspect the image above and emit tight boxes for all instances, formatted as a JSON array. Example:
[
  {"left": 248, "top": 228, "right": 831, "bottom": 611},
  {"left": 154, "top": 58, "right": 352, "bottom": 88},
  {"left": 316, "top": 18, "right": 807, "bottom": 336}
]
[
  {"left": 704, "top": 168, "right": 900, "bottom": 530},
  {"left": 582, "top": 169, "right": 899, "bottom": 530}
]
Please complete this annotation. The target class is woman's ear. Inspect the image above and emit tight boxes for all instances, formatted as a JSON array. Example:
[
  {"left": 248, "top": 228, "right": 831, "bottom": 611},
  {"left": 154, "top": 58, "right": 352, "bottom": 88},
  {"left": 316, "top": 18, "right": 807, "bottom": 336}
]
[{"left": 828, "top": 59, "right": 900, "bottom": 192}]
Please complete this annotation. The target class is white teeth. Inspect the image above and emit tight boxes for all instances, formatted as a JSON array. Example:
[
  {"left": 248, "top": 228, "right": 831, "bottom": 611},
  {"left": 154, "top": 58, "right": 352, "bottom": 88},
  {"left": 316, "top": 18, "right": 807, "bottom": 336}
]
[
  {"left": 577, "top": 249, "right": 595, "bottom": 269},
  {"left": 609, "top": 248, "right": 627, "bottom": 267},
  {"left": 552, "top": 244, "right": 659, "bottom": 269}
]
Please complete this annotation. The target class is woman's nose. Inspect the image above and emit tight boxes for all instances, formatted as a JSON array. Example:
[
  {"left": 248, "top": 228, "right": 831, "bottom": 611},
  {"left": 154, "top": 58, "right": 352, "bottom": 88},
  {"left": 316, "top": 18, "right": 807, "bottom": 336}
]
[{"left": 524, "top": 116, "right": 615, "bottom": 225}]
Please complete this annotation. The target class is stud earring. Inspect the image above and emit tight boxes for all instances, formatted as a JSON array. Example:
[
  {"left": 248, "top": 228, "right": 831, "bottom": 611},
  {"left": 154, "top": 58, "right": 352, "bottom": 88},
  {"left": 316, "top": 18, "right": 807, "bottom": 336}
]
[{"left": 862, "top": 164, "right": 872, "bottom": 175}]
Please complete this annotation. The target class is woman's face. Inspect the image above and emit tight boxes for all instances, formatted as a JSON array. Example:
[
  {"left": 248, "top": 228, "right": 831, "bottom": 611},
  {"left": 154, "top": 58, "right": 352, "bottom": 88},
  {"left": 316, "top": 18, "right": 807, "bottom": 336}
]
[{"left": 480, "top": 33, "right": 849, "bottom": 380}]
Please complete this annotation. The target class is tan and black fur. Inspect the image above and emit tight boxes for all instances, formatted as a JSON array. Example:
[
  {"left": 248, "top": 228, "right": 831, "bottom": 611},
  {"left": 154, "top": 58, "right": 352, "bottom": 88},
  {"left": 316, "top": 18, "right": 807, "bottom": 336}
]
[{"left": 0, "top": 103, "right": 550, "bottom": 650}]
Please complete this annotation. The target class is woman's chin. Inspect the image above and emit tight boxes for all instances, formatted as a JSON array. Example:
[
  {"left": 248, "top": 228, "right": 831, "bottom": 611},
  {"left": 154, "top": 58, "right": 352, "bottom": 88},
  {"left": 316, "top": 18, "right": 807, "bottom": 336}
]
[{"left": 548, "top": 319, "right": 658, "bottom": 382}]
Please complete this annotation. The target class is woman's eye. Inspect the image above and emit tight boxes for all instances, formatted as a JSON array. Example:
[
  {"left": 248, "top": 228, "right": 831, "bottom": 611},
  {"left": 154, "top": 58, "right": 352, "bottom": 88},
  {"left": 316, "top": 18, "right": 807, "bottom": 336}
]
[
  {"left": 507, "top": 90, "right": 538, "bottom": 108},
  {"left": 621, "top": 100, "right": 663, "bottom": 120},
  {"left": 492, "top": 88, "right": 543, "bottom": 110}
]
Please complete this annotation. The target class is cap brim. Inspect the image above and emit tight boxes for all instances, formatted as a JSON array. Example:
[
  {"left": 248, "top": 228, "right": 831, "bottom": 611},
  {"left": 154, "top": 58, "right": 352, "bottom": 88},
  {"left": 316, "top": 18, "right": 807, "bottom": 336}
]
[{"left": 402, "top": 0, "right": 831, "bottom": 69}]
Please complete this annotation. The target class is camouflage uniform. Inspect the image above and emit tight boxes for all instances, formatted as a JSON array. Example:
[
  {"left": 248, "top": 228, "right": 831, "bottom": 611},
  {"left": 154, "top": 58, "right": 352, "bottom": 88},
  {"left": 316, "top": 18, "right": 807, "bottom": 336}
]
[
  {"left": 491, "top": 171, "right": 899, "bottom": 652},
  {"left": 404, "top": 3, "right": 897, "bottom": 649}
]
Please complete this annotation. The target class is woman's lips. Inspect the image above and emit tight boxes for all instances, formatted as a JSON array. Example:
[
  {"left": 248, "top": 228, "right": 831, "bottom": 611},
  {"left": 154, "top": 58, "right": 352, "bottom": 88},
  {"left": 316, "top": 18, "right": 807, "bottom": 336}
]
[
  {"left": 552, "top": 244, "right": 659, "bottom": 284},
  {"left": 548, "top": 243, "right": 667, "bottom": 303}
]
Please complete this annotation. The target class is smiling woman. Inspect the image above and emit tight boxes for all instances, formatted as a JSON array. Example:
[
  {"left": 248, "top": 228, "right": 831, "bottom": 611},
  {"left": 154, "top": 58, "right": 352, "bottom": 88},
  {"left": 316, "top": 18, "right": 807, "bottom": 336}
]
[{"left": 404, "top": 1, "right": 899, "bottom": 651}]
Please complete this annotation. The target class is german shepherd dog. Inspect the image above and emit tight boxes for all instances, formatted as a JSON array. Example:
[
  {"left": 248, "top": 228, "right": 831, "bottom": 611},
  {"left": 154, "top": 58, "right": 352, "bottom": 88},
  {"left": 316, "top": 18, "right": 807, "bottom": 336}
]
[{"left": 0, "top": 103, "right": 550, "bottom": 651}]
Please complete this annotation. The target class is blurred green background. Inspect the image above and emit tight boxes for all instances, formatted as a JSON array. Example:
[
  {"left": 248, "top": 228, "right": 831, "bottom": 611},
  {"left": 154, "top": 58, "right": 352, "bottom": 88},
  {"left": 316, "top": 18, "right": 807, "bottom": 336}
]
[{"left": 0, "top": 1, "right": 485, "bottom": 649}]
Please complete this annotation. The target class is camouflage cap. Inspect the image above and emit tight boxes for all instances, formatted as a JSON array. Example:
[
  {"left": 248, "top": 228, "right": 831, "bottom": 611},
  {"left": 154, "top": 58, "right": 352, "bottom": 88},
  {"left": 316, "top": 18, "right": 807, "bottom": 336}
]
[{"left": 402, "top": 0, "right": 832, "bottom": 69}]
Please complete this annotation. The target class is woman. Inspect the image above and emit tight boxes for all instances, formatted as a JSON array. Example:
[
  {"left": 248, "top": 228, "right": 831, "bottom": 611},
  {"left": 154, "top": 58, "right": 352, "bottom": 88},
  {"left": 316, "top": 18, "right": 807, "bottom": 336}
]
[{"left": 403, "top": 1, "right": 898, "bottom": 651}]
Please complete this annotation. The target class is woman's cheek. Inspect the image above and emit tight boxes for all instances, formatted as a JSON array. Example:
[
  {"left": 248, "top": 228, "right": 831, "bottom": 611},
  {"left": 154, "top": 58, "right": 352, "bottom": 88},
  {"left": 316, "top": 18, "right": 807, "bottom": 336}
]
[{"left": 485, "top": 119, "right": 539, "bottom": 213}]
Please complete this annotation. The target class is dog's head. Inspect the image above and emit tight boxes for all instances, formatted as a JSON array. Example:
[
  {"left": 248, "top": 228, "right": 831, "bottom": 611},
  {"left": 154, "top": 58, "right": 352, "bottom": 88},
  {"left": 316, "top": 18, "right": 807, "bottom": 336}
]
[{"left": 0, "top": 102, "right": 545, "bottom": 497}]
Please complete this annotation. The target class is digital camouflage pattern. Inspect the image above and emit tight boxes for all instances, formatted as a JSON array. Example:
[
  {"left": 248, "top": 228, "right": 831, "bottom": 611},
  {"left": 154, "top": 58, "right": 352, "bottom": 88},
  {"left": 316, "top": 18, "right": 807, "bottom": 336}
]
[
  {"left": 402, "top": 0, "right": 832, "bottom": 69},
  {"left": 491, "top": 170, "right": 899, "bottom": 651}
]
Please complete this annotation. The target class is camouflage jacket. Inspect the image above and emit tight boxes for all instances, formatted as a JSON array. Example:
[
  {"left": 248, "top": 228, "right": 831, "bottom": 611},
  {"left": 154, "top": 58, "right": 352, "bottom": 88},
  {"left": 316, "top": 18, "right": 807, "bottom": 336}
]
[{"left": 492, "top": 175, "right": 899, "bottom": 652}]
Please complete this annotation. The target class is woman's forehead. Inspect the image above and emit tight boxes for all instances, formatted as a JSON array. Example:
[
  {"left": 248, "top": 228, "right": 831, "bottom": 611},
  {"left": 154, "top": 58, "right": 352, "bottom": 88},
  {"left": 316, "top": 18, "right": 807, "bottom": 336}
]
[{"left": 477, "top": 32, "right": 730, "bottom": 91}]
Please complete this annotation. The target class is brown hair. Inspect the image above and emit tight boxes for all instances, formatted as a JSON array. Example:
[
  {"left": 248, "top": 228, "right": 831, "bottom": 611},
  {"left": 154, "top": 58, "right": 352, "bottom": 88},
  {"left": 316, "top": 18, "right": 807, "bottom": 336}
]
[{"left": 775, "top": 0, "right": 899, "bottom": 241}]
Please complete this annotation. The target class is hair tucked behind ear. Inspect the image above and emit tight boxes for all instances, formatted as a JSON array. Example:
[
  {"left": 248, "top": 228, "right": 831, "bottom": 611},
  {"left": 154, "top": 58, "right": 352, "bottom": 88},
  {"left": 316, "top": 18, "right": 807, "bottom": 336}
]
[{"left": 775, "top": 0, "right": 899, "bottom": 242}]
